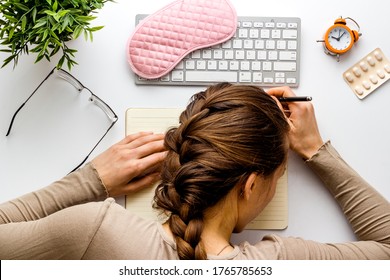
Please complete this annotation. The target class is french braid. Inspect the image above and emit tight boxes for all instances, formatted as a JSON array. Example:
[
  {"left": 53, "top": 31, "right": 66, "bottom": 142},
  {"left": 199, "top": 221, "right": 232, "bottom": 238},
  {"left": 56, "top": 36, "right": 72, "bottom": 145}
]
[{"left": 154, "top": 83, "right": 289, "bottom": 259}]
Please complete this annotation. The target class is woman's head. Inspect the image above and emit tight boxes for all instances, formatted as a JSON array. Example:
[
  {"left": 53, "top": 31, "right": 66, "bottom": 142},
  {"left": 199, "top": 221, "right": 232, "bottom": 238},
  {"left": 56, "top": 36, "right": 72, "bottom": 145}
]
[{"left": 153, "top": 83, "right": 290, "bottom": 259}]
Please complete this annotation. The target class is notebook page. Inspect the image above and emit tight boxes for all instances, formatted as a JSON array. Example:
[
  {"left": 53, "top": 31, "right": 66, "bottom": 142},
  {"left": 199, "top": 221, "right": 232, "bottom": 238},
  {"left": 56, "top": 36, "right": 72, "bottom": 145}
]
[{"left": 125, "top": 108, "right": 288, "bottom": 229}]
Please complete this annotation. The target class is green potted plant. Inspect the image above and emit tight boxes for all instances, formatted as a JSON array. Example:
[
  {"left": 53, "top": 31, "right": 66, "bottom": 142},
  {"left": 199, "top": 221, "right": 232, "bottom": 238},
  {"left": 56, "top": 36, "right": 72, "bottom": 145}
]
[{"left": 0, "top": 0, "right": 113, "bottom": 70}]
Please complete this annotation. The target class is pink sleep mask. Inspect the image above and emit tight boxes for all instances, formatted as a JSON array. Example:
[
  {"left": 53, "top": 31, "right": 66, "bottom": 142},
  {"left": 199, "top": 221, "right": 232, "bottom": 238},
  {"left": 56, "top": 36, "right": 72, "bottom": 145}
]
[{"left": 127, "top": 0, "right": 237, "bottom": 80}]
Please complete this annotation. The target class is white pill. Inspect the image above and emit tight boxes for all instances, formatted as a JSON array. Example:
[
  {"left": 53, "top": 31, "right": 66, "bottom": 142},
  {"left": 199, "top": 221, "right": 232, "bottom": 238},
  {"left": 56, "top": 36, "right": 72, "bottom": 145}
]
[
  {"left": 355, "top": 86, "right": 364, "bottom": 95},
  {"left": 359, "top": 61, "right": 369, "bottom": 71},
  {"left": 369, "top": 75, "right": 378, "bottom": 84},
  {"left": 374, "top": 50, "right": 383, "bottom": 61},
  {"left": 377, "top": 69, "right": 386, "bottom": 79},
  {"left": 352, "top": 67, "right": 361, "bottom": 77},
  {"left": 367, "top": 56, "right": 375, "bottom": 66},
  {"left": 384, "top": 64, "right": 390, "bottom": 73},
  {"left": 345, "top": 72, "right": 354, "bottom": 82},
  {"left": 362, "top": 80, "right": 371, "bottom": 90}
]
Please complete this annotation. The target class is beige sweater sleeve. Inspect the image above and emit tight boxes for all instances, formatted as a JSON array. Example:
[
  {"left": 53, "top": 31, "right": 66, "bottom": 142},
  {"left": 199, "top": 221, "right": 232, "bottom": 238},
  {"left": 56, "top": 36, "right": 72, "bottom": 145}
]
[
  {"left": 0, "top": 163, "right": 108, "bottom": 224},
  {"left": 0, "top": 163, "right": 112, "bottom": 259},
  {"left": 277, "top": 141, "right": 390, "bottom": 259}
]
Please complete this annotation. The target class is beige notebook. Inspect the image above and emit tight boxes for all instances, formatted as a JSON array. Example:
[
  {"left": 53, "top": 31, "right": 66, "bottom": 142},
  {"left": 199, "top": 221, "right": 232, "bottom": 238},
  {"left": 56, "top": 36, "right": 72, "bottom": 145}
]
[{"left": 125, "top": 108, "right": 288, "bottom": 230}]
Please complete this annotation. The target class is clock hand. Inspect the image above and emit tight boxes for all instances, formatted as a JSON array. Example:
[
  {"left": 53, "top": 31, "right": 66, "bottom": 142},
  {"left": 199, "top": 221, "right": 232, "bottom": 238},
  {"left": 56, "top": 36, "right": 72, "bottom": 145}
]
[{"left": 338, "top": 31, "right": 346, "bottom": 39}]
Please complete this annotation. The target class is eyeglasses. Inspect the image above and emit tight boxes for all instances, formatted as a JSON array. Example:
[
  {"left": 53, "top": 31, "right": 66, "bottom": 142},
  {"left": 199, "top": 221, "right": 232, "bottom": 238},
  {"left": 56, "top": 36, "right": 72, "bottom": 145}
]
[{"left": 6, "top": 67, "right": 118, "bottom": 173}]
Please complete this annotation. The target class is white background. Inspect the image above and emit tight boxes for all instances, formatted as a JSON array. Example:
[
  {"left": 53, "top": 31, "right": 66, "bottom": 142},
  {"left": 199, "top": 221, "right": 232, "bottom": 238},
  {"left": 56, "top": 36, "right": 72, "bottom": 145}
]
[{"left": 1, "top": 0, "right": 389, "bottom": 245}]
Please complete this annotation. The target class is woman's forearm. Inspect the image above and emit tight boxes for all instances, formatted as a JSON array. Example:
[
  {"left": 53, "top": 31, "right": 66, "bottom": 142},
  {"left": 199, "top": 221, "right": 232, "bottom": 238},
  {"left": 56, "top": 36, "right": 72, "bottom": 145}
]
[
  {"left": 0, "top": 163, "right": 108, "bottom": 224},
  {"left": 306, "top": 141, "right": 390, "bottom": 244}
]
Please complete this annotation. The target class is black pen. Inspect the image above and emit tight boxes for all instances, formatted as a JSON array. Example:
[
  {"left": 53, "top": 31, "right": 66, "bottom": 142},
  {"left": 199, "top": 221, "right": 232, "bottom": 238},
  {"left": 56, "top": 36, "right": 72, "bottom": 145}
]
[{"left": 278, "top": 96, "right": 312, "bottom": 102}]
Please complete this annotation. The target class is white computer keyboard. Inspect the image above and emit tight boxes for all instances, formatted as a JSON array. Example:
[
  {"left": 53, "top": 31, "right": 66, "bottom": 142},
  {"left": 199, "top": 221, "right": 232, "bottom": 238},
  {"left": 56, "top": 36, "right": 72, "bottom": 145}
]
[{"left": 135, "top": 15, "right": 301, "bottom": 87}]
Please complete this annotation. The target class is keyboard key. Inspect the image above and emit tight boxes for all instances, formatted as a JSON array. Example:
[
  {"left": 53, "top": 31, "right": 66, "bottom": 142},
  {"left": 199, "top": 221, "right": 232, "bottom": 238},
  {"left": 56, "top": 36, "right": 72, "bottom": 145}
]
[
  {"left": 171, "top": 71, "right": 184, "bottom": 81},
  {"left": 263, "top": 62, "right": 272, "bottom": 71},
  {"left": 253, "top": 72, "right": 263, "bottom": 82},
  {"left": 287, "top": 78, "right": 297, "bottom": 84},
  {"left": 288, "top": 22, "right": 298, "bottom": 28},
  {"left": 208, "top": 61, "right": 217, "bottom": 70},
  {"left": 239, "top": 72, "right": 252, "bottom": 82},
  {"left": 186, "top": 71, "right": 237, "bottom": 82},
  {"left": 287, "top": 41, "right": 297, "bottom": 50},
  {"left": 279, "top": 51, "right": 297, "bottom": 61},
  {"left": 274, "top": 62, "right": 296, "bottom": 71},
  {"left": 277, "top": 22, "right": 287, "bottom": 28},
  {"left": 283, "top": 30, "right": 298, "bottom": 39},
  {"left": 185, "top": 60, "right": 195, "bottom": 69},
  {"left": 219, "top": 61, "right": 229, "bottom": 70},
  {"left": 224, "top": 50, "right": 234, "bottom": 59},
  {"left": 240, "top": 61, "right": 250, "bottom": 70},
  {"left": 229, "top": 61, "right": 239, "bottom": 70},
  {"left": 252, "top": 62, "right": 261, "bottom": 70}
]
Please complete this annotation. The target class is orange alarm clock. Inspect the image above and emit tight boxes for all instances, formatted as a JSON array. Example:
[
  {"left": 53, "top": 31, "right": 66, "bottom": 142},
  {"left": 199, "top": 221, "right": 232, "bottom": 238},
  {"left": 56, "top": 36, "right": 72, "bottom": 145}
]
[{"left": 318, "top": 17, "right": 362, "bottom": 61}]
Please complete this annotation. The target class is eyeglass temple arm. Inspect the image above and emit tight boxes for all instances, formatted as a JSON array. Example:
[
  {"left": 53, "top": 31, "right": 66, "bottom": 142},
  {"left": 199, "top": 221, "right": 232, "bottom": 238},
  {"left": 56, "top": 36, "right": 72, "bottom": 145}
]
[
  {"left": 68, "top": 120, "right": 117, "bottom": 174},
  {"left": 6, "top": 68, "right": 55, "bottom": 136},
  {"left": 6, "top": 103, "right": 26, "bottom": 136}
]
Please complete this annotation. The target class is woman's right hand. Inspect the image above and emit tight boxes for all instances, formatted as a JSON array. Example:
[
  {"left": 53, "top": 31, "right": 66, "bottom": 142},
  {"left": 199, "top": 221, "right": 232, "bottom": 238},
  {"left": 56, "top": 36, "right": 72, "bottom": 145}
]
[
  {"left": 92, "top": 132, "right": 166, "bottom": 197},
  {"left": 267, "top": 86, "right": 324, "bottom": 160}
]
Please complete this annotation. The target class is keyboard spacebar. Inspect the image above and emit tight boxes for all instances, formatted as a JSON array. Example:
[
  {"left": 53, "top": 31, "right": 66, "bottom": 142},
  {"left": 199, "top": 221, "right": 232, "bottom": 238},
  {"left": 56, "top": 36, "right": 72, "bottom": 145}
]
[{"left": 186, "top": 71, "right": 238, "bottom": 82}]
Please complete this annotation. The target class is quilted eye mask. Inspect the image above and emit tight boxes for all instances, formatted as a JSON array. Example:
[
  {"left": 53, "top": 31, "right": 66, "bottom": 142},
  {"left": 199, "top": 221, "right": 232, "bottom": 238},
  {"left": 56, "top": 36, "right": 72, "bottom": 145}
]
[{"left": 127, "top": 0, "right": 237, "bottom": 80}]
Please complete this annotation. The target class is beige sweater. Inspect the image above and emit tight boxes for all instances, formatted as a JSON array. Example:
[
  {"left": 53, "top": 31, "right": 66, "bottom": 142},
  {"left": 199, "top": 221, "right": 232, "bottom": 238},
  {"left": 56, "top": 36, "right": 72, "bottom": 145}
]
[{"left": 0, "top": 142, "right": 389, "bottom": 259}]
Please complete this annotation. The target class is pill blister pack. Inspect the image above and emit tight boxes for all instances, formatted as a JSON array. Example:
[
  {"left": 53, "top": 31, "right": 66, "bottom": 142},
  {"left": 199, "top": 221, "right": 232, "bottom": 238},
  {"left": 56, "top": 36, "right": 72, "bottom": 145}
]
[{"left": 343, "top": 48, "right": 390, "bottom": 99}]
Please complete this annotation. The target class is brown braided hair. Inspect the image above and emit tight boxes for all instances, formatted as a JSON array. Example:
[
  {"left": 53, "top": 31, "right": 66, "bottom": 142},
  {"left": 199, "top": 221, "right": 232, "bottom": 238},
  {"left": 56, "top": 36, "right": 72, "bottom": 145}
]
[{"left": 153, "top": 83, "right": 289, "bottom": 260}]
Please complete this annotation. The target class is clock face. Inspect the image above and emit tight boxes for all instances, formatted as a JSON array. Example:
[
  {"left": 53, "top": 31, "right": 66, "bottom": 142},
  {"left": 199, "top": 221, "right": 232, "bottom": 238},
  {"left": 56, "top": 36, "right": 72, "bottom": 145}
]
[{"left": 326, "top": 26, "right": 353, "bottom": 53}]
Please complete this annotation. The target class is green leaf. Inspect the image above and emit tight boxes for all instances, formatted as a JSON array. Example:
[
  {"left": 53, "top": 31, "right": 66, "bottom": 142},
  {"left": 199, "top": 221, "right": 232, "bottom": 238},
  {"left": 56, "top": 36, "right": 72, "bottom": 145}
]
[
  {"left": 60, "top": 15, "right": 70, "bottom": 33},
  {"left": 32, "top": 7, "right": 37, "bottom": 23},
  {"left": 21, "top": 16, "right": 27, "bottom": 32},
  {"left": 58, "top": 10, "right": 70, "bottom": 17},
  {"left": 50, "top": 36, "right": 62, "bottom": 46},
  {"left": 77, "top": 15, "right": 96, "bottom": 22},
  {"left": 57, "top": 54, "right": 65, "bottom": 69},
  {"left": 33, "top": 20, "right": 47, "bottom": 29},
  {"left": 73, "top": 25, "right": 83, "bottom": 39},
  {"left": 65, "top": 48, "right": 77, "bottom": 54},
  {"left": 42, "top": 29, "right": 49, "bottom": 41},
  {"left": 50, "top": 45, "right": 60, "bottom": 56},
  {"left": 30, "top": 44, "right": 42, "bottom": 53},
  {"left": 14, "top": 3, "right": 29, "bottom": 12},
  {"left": 35, "top": 53, "right": 45, "bottom": 63},
  {"left": 43, "top": 39, "right": 50, "bottom": 53},
  {"left": 4, "top": 14, "right": 18, "bottom": 23},
  {"left": 44, "top": 10, "right": 57, "bottom": 17},
  {"left": 9, "top": 28, "right": 15, "bottom": 40},
  {"left": 52, "top": 0, "right": 58, "bottom": 12},
  {"left": 2, "top": 54, "right": 17, "bottom": 68},
  {"left": 87, "top": 26, "right": 104, "bottom": 32}
]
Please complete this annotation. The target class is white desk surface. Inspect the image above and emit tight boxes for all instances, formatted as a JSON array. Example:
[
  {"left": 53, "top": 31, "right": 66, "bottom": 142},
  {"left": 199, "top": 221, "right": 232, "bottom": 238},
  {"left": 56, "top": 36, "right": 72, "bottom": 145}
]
[{"left": 1, "top": 0, "right": 389, "bottom": 245}]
